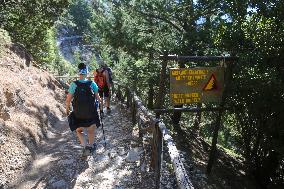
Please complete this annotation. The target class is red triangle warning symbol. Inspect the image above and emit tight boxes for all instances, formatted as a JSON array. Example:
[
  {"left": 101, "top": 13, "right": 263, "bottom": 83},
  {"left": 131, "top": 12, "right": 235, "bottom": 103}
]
[{"left": 203, "top": 74, "right": 218, "bottom": 91}]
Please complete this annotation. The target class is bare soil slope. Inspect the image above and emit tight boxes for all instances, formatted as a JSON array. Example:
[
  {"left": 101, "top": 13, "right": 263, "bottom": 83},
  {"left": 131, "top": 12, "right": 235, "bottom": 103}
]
[{"left": 0, "top": 45, "right": 66, "bottom": 187}]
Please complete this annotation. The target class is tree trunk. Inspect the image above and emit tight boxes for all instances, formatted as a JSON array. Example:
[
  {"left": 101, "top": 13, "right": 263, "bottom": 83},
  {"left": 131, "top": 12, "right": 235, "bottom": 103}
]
[
  {"left": 171, "top": 104, "right": 183, "bottom": 124},
  {"left": 206, "top": 109, "right": 223, "bottom": 174},
  {"left": 155, "top": 51, "right": 168, "bottom": 118},
  {"left": 147, "top": 82, "right": 154, "bottom": 109}
]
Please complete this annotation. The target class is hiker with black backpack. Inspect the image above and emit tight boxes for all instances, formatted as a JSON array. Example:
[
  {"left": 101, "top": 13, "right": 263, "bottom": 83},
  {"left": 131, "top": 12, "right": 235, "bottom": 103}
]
[
  {"left": 94, "top": 63, "right": 111, "bottom": 115},
  {"left": 66, "top": 63, "right": 102, "bottom": 158}
]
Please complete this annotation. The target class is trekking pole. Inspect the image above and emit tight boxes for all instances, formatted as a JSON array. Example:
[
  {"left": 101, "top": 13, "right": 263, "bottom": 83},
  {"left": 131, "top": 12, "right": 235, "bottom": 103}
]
[{"left": 100, "top": 101, "right": 107, "bottom": 148}]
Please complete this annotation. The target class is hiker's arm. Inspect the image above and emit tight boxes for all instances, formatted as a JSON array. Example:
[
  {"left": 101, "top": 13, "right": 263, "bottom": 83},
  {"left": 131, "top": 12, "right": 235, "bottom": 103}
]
[
  {"left": 66, "top": 93, "right": 73, "bottom": 115},
  {"left": 66, "top": 82, "right": 76, "bottom": 115}
]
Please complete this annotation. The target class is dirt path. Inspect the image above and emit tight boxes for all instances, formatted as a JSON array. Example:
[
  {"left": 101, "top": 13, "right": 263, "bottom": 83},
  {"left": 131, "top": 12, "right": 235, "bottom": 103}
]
[{"left": 9, "top": 103, "right": 154, "bottom": 189}]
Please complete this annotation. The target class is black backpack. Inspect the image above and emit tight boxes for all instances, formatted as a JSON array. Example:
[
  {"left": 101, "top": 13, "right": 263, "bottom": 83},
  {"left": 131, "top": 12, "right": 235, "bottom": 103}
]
[
  {"left": 72, "top": 80, "right": 97, "bottom": 119},
  {"left": 104, "top": 67, "right": 113, "bottom": 84}
]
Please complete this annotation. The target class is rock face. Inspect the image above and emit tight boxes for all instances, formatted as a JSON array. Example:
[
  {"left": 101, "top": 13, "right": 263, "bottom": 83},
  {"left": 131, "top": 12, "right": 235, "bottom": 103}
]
[{"left": 0, "top": 45, "right": 66, "bottom": 187}]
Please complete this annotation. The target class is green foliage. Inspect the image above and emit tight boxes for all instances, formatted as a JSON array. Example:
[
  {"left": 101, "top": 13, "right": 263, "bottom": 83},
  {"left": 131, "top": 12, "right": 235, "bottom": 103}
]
[
  {"left": 57, "top": 0, "right": 94, "bottom": 37},
  {"left": 211, "top": 1, "right": 284, "bottom": 186},
  {"left": 0, "top": 29, "right": 11, "bottom": 57},
  {"left": 0, "top": 28, "right": 11, "bottom": 46},
  {"left": 73, "top": 50, "right": 81, "bottom": 65},
  {"left": 0, "top": 0, "right": 70, "bottom": 65}
]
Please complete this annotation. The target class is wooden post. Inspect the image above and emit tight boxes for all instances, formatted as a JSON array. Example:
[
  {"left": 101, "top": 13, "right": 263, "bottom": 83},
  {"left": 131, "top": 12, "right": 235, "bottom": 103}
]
[
  {"left": 117, "top": 85, "right": 122, "bottom": 101},
  {"left": 171, "top": 60, "right": 185, "bottom": 125},
  {"left": 121, "top": 88, "right": 125, "bottom": 103},
  {"left": 126, "top": 88, "right": 130, "bottom": 108},
  {"left": 150, "top": 121, "right": 163, "bottom": 189},
  {"left": 158, "top": 126, "right": 163, "bottom": 189},
  {"left": 132, "top": 95, "right": 137, "bottom": 124},
  {"left": 155, "top": 51, "right": 168, "bottom": 118},
  {"left": 129, "top": 90, "right": 133, "bottom": 108},
  {"left": 206, "top": 61, "right": 234, "bottom": 174},
  {"left": 111, "top": 82, "right": 115, "bottom": 97},
  {"left": 150, "top": 121, "right": 156, "bottom": 169},
  {"left": 120, "top": 86, "right": 123, "bottom": 103}
]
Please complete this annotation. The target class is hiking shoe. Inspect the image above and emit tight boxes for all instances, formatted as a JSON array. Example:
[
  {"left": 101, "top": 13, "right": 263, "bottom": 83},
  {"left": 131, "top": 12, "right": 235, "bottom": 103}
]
[
  {"left": 92, "top": 143, "right": 97, "bottom": 154},
  {"left": 81, "top": 147, "right": 88, "bottom": 158},
  {"left": 83, "top": 146, "right": 93, "bottom": 156},
  {"left": 100, "top": 110, "right": 104, "bottom": 118}
]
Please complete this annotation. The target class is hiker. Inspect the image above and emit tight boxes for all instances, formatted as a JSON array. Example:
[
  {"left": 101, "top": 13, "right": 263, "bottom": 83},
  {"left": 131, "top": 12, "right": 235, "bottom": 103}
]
[
  {"left": 94, "top": 63, "right": 111, "bottom": 114},
  {"left": 66, "top": 63, "right": 102, "bottom": 157},
  {"left": 103, "top": 63, "right": 114, "bottom": 96},
  {"left": 102, "top": 64, "right": 113, "bottom": 86}
]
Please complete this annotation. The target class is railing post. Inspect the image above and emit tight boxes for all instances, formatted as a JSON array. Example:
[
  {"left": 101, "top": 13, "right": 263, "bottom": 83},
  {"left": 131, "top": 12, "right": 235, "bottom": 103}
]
[
  {"left": 207, "top": 61, "right": 233, "bottom": 174},
  {"left": 120, "top": 86, "right": 124, "bottom": 103},
  {"left": 117, "top": 85, "right": 122, "bottom": 101},
  {"left": 126, "top": 88, "right": 130, "bottom": 108},
  {"left": 132, "top": 95, "right": 137, "bottom": 124},
  {"left": 152, "top": 121, "right": 163, "bottom": 189},
  {"left": 111, "top": 82, "right": 115, "bottom": 97}
]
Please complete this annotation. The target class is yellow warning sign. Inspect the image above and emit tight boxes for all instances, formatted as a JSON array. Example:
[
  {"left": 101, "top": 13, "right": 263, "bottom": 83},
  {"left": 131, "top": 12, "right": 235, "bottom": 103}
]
[
  {"left": 203, "top": 74, "right": 218, "bottom": 91},
  {"left": 170, "top": 67, "right": 224, "bottom": 104}
]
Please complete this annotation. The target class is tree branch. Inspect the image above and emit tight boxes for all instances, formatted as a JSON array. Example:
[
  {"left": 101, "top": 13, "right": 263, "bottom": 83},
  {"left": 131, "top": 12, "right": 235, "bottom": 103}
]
[{"left": 130, "top": 7, "right": 184, "bottom": 33}]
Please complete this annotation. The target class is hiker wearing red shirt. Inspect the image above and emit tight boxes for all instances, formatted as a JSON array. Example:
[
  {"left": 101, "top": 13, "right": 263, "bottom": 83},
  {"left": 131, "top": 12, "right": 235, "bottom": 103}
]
[{"left": 94, "top": 64, "right": 111, "bottom": 115}]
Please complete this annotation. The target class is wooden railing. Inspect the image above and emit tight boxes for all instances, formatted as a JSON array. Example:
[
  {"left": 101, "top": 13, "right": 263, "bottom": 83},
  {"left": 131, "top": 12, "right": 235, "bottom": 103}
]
[{"left": 113, "top": 82, "right": 194, "bottom": 189}]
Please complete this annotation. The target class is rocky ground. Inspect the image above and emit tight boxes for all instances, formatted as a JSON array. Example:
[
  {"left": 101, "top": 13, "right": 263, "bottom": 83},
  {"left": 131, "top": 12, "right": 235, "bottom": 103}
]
[{"left": 5, "top": 104, "right": 158, "bottom": 189}]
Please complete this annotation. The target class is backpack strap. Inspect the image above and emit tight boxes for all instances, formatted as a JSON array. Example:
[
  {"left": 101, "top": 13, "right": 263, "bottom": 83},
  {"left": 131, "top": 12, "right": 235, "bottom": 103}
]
[
  {"left": 74, "top": 80, "right": 93, "bottom": 93},
  {"left": 75, "top": 80, "right": 92, "bottom": 86},
  {"left": 74, "top": 80, "right": 80, "bottom": 86}
]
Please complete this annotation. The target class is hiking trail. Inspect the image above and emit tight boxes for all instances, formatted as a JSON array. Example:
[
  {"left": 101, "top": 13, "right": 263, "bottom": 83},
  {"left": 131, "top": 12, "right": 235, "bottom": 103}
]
[{"left": 9, "top": 103, "right": 155, "bottom": 189}]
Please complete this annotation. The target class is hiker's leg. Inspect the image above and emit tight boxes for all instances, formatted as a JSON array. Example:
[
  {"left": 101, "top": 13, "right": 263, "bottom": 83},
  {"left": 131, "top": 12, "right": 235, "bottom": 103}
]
[
  {"left": 106, "top": 96, "right": 110, "bottom": 108},
  {"left": 105, "top": 88, "right": 110, "bottom": 108},
  {"left": 87, "top": 124, "right": 96, "bottom": 145},
  {"left": 76, "top": 127, "right": 85, "bottom": 146},
  {"left": 99, "top": 90, "right": 104, "bottom": 111}
]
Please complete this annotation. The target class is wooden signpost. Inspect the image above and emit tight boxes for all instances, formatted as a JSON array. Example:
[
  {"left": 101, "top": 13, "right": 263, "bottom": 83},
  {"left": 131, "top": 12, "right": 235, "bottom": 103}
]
[{"left": 154, "top": 53, "right": 238, "bottom": 177}]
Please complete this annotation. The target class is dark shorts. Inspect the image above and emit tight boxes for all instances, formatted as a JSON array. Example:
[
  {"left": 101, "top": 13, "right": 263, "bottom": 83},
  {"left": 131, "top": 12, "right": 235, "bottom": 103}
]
[
  {"left": 99, "top": 86, "right": 110, "bottom": 98},
  {"left": 68, "top": 111, "right": 101, "bottom": 132}
]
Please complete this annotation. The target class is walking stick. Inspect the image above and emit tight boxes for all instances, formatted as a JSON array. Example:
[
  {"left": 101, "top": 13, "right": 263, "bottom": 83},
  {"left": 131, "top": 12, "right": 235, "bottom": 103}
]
[
  {"left": 100, "top": 111, "right": 107, "bottom": 148},
  {"left": 99, "top": 99, "right": 107, "bottom": 148}
]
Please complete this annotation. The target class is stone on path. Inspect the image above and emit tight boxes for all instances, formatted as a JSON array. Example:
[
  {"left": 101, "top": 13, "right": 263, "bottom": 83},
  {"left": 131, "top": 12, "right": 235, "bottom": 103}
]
[{"left": 125, "top": 147, "right": 143, "bottom": 162}]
